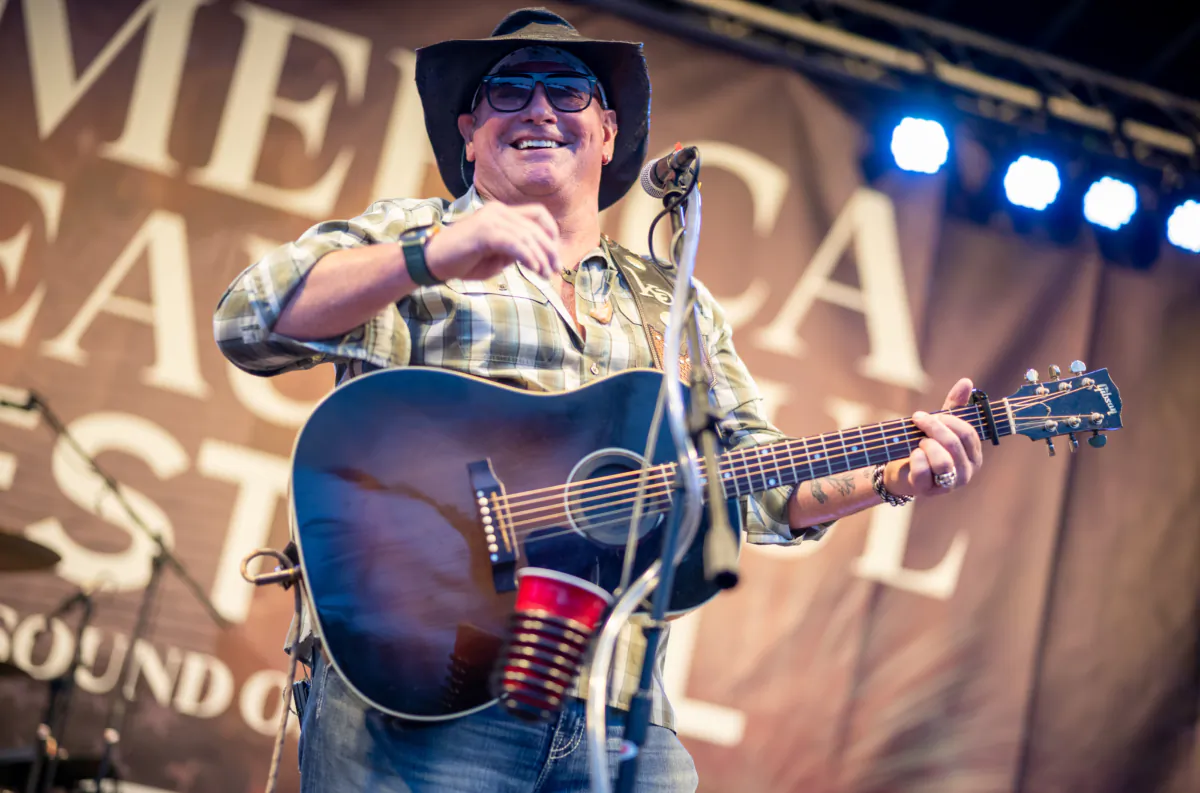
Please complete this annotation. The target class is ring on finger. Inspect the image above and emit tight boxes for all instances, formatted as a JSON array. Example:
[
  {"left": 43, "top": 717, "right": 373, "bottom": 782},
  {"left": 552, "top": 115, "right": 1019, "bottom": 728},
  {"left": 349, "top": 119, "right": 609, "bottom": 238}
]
[{"left": 934, "top": 470, "right": 957, "bottom": 488}]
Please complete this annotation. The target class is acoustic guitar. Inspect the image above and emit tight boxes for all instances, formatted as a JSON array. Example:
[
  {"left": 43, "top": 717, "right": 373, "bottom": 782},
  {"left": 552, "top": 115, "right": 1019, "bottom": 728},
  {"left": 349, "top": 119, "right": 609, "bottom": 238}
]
[{"left": 290, "top": 364, "right": 1122, "bottom": 720}]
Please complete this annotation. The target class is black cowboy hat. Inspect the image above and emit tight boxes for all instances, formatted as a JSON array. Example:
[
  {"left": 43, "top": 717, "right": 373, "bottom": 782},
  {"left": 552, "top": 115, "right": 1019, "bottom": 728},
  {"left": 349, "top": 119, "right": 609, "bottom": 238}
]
[{"left": 415, "top": 7, "right": 650, "bottom": 210}]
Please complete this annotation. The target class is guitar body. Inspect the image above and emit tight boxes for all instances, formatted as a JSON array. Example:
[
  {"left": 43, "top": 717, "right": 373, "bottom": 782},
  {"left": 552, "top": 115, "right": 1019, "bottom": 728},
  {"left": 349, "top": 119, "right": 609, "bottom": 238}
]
[{"left": 291, "top": 367, "right": 740, "bottom": 721}]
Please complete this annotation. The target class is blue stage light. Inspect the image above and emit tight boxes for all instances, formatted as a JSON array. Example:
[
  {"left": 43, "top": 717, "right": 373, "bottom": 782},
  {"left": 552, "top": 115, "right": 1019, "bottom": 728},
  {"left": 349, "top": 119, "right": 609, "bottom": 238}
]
[
  {"left": 1166, "top": 200, "right": 1200, "bottom": 253},
  {"left": 1003, "top": 156, "right": 1061, "bottom": 210},
  {"left": 1082, "top": 177, "right": 1138, "bottom": 230},
  {"left": 889, "top": 118, "right": 949, "bottom": 174}
]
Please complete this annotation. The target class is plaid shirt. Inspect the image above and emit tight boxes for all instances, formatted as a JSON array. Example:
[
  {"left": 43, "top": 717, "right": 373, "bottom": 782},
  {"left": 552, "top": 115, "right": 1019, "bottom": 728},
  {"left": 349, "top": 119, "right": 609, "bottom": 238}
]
[{"left": 214, "top": 187, "right": 827, "bottom": 729}]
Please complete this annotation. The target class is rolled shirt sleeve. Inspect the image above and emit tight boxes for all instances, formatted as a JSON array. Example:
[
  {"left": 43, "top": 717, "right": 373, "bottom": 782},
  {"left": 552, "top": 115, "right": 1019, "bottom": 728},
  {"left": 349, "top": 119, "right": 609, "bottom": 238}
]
[
  {"left": 213, "top": 199, "right": 445, "bottom": 376},
  {"left": 697, "top": 281, "right": 833, "bottom": 546}
]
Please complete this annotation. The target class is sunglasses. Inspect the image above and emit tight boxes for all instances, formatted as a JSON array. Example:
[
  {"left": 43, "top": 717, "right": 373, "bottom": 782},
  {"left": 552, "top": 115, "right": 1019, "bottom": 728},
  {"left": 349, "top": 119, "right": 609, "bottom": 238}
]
[{"left": 474, "top": 72, "right": 606, "bottom": 114}]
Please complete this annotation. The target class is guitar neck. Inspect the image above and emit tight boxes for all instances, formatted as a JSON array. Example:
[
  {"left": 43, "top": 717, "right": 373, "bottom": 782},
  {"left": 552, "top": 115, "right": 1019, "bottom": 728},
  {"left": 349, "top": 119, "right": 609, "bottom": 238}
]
[{"left": 716, "top": 400, "right": 1013, "bottom": 498}]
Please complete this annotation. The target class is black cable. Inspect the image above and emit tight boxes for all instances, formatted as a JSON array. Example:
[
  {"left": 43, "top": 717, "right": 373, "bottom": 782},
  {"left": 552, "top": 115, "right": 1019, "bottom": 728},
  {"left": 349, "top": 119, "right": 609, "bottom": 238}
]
[{"left": 646, "top": 155, "right": 702, "bottom": 269}]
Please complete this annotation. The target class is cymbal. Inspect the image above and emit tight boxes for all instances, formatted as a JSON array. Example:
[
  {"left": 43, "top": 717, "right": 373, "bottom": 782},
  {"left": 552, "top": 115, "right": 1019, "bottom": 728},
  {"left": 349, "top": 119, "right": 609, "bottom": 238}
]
[
  {"left": 0, "top": 532, "right": 60, "bottom": 572},
  {"left": 0, "top": 660, "right": 31, "bottom": 680}
]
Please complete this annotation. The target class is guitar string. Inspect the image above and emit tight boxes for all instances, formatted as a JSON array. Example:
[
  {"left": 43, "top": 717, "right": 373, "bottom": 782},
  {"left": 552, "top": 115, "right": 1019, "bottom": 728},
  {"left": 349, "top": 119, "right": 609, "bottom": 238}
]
[
  {"left": 498, "top": 413, "right": 987, "bottom": 525},
  {"left": 494, "top": 388, "right": 1090, "bottom": 523},
  {"left": 498, "top": 405, "right": 1095, "bottom": 539},
  {"left": 494, "top": 410, "right": 1104, "bottom": 554},
  {"left": 501, "top": 416, "right": 988, "bottom": 535},
  {"left": 496, "top": 393, "right": 1094, "bottom": 530},
  {"left": 501, "top": 412, "right": 1084, "bottom": 539},
  {"left": 495, "top": 401, "right": 987, "bottom": 515},
  {"left": 498, "top": 413, "right": 1109, "bottom": 549},
  {"left": 488, "top": 406, "right": 976, "bottom": 506},
  {"left": 490, "top": 388, "right": 1084, "bottom": 516}
]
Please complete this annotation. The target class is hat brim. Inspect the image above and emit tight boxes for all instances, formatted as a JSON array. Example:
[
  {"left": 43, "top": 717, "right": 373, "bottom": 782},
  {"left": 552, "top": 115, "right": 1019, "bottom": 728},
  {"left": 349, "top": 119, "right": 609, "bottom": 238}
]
[{"left": 416, "top": 33, "right": 649, "bottom": 211}]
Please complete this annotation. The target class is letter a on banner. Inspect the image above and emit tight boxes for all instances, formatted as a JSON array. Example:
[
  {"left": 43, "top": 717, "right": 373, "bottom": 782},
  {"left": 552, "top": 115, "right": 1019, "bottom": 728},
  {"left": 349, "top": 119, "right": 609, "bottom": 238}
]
[
  {"left": 41, "top": 211, "right": 209, "bottom": 398},
  {"left": 755, "top": 188, "right": 929, "bottom": 391}
]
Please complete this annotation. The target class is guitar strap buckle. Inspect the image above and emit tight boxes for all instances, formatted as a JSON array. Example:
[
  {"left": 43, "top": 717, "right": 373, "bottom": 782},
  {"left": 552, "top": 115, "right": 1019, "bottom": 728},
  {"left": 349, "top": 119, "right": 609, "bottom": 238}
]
[{"left": 604, "top": 237, "right": 714, "bottom": 388}]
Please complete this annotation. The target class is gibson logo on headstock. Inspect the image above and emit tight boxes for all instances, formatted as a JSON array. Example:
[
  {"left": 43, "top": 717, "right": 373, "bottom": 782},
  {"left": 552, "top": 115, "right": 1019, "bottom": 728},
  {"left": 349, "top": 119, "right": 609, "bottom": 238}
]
[{"left": 1097, "top": 383, "right": 1117, "bottom": 415}]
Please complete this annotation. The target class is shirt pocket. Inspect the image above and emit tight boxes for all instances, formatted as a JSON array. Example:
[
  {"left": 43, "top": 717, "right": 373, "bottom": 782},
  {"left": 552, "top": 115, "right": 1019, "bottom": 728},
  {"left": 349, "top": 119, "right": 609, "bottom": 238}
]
[
  {"left": 436, "top": 273, "right": 560, "bottom": 368},
  {"left": 442, "top": 272, "right": 549, "bottom": 302}
]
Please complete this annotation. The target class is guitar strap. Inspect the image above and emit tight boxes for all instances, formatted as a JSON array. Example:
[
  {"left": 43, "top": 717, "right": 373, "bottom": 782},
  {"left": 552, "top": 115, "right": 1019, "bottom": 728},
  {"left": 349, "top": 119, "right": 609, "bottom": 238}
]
[{"left": 602, "top": 236, "right": 714, "bottom": 388}]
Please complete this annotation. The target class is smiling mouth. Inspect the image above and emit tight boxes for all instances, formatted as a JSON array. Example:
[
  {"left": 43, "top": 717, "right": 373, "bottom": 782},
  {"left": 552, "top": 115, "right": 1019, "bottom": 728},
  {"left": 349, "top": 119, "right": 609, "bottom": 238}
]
[{"left": 512, "top": 140, "right": 566, "bottom": 150}]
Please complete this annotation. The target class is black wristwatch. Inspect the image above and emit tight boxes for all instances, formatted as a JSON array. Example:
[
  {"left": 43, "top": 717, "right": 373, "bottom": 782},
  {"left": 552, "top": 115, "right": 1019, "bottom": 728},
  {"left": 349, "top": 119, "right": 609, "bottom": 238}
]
[{"left": 399, "top": 225, "right": 442, "bottom": 287}]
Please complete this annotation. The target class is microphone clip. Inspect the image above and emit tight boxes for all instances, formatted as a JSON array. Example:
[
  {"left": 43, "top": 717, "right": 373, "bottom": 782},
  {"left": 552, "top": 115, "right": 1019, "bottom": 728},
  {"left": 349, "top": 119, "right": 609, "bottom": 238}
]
[{"left": 661, "top": 147, "right": 698, "bottom": 202}]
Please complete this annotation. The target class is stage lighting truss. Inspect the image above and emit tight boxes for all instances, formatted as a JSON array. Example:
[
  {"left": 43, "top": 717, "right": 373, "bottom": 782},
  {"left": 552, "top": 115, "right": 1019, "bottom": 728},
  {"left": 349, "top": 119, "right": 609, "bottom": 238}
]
[{"left": 588, "top": 0, "right": 1200, "bottom": 178}]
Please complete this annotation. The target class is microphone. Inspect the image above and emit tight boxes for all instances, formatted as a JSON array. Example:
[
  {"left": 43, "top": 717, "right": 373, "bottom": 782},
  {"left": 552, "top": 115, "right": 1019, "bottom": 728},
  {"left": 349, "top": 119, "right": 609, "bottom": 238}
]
[{"left": 639, "top": 145, "right": 699, "bottom": 199}]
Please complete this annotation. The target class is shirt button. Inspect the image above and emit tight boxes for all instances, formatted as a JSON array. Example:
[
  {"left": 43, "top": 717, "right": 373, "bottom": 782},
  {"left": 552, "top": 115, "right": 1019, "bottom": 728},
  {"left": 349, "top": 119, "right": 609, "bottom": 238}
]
[
  {"left": 498, "top": 283, "right": 508, "bottom": 290},
  {"left": 589, "top": 363, "right": 600, "bottom": 375}
]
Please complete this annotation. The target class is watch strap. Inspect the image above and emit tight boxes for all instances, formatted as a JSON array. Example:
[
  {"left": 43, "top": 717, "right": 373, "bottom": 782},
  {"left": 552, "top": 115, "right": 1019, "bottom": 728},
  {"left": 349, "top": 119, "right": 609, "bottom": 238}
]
[{"left": 400, "top": 225, "right": 441, "bottom": 287}]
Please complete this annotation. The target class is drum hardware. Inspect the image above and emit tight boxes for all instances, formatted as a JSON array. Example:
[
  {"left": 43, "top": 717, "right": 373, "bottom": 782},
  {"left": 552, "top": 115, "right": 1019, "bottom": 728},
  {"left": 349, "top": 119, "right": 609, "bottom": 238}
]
[
  {"left": 0, "top": 390, "right": 228, "bottom": 792},
  {"left": 0, "top": 532, "right": 60, "bottom": 573}
]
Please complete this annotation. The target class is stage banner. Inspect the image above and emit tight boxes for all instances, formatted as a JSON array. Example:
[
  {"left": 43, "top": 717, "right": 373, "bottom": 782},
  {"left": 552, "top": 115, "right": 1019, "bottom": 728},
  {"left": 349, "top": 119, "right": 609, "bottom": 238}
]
[{"left": 0, "top": 1, "right": 1195, "bottom": 791}]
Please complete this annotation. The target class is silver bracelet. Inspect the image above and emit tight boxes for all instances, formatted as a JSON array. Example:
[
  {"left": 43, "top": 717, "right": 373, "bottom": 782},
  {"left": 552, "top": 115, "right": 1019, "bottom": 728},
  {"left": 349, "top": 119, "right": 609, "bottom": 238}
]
[{"left": 872, "top": 464, "right": 914, "bottom": 507}]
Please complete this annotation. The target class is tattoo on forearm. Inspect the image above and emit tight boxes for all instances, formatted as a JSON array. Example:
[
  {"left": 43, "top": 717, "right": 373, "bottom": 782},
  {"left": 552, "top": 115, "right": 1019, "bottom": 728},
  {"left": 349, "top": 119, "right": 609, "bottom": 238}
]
[
  {"left": 829, "top": 473, "right": 856, "bottom": 497},
  {"left": 809, "top": 473, "right": 857, "bottom": 505}
]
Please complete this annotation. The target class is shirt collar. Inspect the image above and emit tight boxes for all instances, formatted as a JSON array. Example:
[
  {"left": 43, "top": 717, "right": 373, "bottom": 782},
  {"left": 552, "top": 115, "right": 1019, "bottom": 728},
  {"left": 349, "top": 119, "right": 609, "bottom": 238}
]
[{"left": 443, "top": 186, "right": 485, "bottom": 223}]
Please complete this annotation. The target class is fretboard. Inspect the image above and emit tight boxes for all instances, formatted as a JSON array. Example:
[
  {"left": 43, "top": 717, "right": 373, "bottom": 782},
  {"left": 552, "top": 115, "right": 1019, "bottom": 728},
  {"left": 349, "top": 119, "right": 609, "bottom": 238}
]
[{"left": 713, "top": 401, "right": 1009, "bottom": 498}]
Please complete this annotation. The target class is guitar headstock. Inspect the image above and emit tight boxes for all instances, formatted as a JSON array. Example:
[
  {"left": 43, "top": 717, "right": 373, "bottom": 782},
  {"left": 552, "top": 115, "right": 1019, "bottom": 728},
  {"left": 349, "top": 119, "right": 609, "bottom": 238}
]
[{"left": 1004, "top": 362, "right": 1122, "bottom": 454}]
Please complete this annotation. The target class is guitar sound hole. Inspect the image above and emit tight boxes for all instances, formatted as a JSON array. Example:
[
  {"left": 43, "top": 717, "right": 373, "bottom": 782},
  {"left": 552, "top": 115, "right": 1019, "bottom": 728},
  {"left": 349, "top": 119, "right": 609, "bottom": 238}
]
[{"left": 564, "top": 449, "right": 662, "bottom": 547}]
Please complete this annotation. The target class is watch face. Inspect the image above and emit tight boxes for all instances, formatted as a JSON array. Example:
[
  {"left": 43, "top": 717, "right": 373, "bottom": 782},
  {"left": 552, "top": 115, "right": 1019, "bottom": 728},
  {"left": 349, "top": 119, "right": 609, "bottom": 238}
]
[{"left": 402, "top": 225, "right": 437, "bottom": 243}]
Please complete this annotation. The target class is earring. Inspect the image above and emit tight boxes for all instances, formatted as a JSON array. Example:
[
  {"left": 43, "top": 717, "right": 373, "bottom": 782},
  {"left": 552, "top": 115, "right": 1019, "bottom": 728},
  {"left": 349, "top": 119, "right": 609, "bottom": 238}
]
[{"left": 601, "top": 154, "right": 611, "bottom": 165}]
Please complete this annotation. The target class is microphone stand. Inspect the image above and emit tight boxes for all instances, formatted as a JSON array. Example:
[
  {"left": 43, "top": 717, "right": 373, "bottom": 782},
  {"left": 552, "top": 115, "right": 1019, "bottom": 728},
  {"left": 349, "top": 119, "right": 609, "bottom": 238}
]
[
  {"left": 602, "top": 160, "right": 740, "bottom": 793},
  {"left": 9, "top": 393, "right": 229, "bottom": 790},
  {"left": 24, "top": 586, "right": 95, "bottom": 793}
]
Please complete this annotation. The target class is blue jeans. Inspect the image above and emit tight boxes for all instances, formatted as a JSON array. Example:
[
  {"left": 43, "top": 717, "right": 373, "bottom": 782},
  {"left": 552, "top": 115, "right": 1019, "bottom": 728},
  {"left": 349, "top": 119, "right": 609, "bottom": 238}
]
[{"left": 299, "top": 654, "right": 698, "bottom": 792}]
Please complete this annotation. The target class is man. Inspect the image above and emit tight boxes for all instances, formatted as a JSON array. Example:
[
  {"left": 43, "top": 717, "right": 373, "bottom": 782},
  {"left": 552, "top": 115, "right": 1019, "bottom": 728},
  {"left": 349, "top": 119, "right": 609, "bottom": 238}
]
[{"left": 213, "top": 8, "right": 983, "bottom": 792}]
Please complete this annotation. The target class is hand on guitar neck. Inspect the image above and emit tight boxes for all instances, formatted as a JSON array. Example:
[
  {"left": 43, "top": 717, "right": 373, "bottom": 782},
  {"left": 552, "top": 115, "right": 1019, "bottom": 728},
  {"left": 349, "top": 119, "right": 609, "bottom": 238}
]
[
  {"left": 888, "top": 376, "right": 983, "bottom": 498},
  {"left": 784, "top": 377, "right": 984, "bottom": 529}
]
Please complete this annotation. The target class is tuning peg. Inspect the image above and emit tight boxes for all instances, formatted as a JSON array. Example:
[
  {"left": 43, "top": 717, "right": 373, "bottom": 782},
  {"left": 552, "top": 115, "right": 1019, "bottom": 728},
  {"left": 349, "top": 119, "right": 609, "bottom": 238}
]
[
  {"left": 1024, "top": 368, "right": 1040, "bottom": 384},
  {"left": 1048, "top": 364, "right": 1061, "bottom": 381},
  {"left": 1070, "top": 360, "right": 1086, "bottom": 374},
  {"left": 1088, "top": 431, "right": 1107, "bottom": 448},
  {"left": 1045, "top": 438, "right": 1055, "bottom": 456},
  {"left": 1067, "top": 433, "right": 1079, "bottom": 452}
]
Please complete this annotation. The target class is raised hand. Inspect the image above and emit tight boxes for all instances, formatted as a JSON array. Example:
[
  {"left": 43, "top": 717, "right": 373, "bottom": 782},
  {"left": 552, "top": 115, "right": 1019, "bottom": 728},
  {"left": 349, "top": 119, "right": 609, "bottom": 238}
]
[{"left": 424, "top": 202, "right": 560, "bottom": 283}]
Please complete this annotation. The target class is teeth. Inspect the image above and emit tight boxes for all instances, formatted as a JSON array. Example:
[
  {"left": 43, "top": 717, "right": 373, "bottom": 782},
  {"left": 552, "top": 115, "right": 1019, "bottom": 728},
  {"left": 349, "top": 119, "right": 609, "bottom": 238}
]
[{"left": 515, "top": 140, "right": 561, "bottom": 150}]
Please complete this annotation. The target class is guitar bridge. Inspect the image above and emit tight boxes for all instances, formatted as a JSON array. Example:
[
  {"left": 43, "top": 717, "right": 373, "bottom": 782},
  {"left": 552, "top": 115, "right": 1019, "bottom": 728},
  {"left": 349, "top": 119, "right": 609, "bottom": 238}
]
[{"left": 467, "top": 459, "right": 517, "bottom": 593}]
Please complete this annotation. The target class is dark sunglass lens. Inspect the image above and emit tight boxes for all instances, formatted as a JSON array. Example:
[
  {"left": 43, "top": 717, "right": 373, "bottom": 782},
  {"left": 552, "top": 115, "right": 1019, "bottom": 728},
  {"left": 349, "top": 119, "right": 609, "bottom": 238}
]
[
  {"left": 545, "top": 77, "right": 592, "bottom": 111},
  {"left": 488, "top": 77, "right": 534, "bottom": 110}
]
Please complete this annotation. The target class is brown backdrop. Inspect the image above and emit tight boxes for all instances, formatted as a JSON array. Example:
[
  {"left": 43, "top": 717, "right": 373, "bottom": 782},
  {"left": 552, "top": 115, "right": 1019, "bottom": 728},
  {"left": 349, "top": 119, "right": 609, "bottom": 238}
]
[{"left": 0, "top": 1, "right": 1195, "bottom": 791}]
